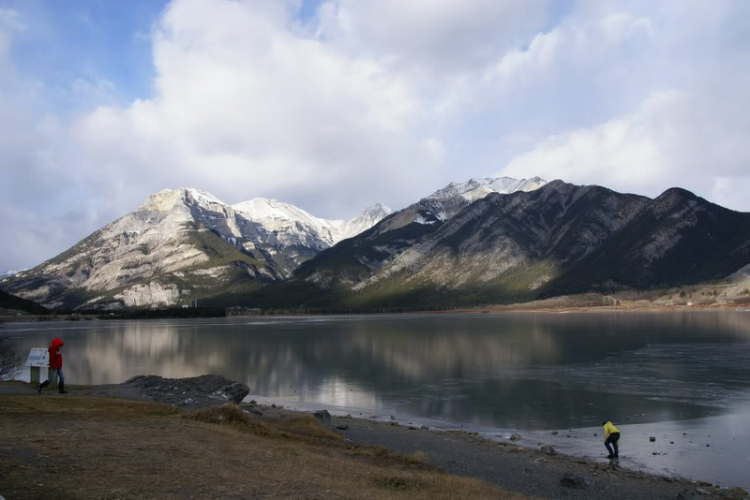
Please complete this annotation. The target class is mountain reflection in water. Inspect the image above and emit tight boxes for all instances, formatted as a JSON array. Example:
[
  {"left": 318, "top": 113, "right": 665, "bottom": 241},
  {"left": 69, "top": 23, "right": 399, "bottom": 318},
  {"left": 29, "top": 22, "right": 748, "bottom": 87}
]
[{"left": 7, "top": 311, "right": 750, "bottom": 431}]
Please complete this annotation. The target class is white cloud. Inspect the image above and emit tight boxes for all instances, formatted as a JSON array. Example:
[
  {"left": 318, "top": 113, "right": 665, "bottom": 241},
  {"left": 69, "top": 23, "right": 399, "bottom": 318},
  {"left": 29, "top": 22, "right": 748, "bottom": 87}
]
[
  {"left": 499, "top": 1, "right": 750, "bottom": 210},
  {"left": 502, "top": 82, "right": 750, "bottom": 208},
  {"left": 2, "top": 0, "right": 750, "bottom": 272},
  {"left": 70, "top": 0, "right": 446, "bottom": 222},
  {"left": 501, "top": 91, "right": 672, "bottom": 190},
  {"left": 315, "top": 0, "right": 549, "bottom": 74},
  {"left": 0, "top": 9, "right": 90, "bottom": 270}
]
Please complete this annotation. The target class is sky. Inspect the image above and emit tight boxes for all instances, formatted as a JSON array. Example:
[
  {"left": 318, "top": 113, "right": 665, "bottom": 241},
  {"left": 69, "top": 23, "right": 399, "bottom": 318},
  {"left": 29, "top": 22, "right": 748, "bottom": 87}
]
[{"left": 1, "top": 0, "right": 750, "bottom": 272}]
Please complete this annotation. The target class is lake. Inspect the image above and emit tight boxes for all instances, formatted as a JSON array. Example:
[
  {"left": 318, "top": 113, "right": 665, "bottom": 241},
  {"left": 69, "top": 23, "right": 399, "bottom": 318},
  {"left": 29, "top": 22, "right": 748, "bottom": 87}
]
[{"left": 4, "top": 311, "right": 750, "bottom": 488}]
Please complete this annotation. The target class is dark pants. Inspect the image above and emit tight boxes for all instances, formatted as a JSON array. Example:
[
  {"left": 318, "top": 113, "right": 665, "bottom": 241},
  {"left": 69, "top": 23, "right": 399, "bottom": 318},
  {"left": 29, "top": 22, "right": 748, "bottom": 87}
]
[{"left": 605, "top": 432, "right": 620, "bottom": 458}]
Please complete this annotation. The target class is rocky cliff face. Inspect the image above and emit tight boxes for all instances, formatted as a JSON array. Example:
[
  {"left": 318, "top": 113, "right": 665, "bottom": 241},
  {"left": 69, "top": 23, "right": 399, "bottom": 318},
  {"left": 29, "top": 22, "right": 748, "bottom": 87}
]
[{"left": 1, "top": 188, "right": 390, "bottom": 309}]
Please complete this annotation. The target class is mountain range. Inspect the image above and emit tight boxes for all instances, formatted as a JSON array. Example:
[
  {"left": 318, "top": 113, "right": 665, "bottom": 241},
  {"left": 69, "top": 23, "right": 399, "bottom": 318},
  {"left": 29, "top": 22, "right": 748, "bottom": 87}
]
[
  {"left": 0, "top": 187, "right": 392, "bottom": 309},
  {"left": 276, "top": 180, "right": 750, "bottom": 310},
  {"left": 2, "top": 176, "right": 749, "bottom": 311}
]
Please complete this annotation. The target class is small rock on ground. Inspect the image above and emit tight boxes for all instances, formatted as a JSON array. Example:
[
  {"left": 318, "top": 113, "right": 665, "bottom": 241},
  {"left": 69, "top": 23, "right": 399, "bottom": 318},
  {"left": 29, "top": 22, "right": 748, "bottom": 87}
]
[
  {"left": 313, "top": 410, "right": 331, "bottom": 426},
  {"left": 560, "top": 473, "right": 588, "bottom": 489}
]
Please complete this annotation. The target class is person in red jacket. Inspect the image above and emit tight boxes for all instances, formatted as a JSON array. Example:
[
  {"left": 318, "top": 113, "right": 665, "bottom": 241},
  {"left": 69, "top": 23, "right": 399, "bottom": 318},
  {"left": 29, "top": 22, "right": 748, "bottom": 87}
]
[{"left": 37, "top": 338, "right": 68, "bottom": 394}]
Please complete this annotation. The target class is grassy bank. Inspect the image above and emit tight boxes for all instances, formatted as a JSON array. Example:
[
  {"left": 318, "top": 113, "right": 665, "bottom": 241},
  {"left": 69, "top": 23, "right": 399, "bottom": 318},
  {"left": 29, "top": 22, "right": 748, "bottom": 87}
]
[{"left": 0, "top": 393, "right": 529, "bottom": 500}]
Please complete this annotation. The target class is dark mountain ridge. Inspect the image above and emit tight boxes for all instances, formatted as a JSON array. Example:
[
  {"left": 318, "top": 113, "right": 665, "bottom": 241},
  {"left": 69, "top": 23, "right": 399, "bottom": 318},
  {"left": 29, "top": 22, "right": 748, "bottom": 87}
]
[
  {"left": 270, "top": 181, "right": 750, "bottom": 309},
  {"left": 0, "top": 290, "right": 50, "bottom": 315}
]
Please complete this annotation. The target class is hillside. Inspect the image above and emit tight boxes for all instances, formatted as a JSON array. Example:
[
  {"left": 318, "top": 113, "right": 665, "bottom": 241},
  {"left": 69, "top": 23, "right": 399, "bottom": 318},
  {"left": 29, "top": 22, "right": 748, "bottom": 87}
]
[
  {"left": 0, "top": 188, "right": 389, "bottom": 310},
  {"left": 0, "top": 178, "right": 542, "bottom": 311},
  {"left": 0, "top": 290, "right": 49, "bottom": 315},
  {"left": 4, "top": 178, "right": 747, "bottom": 312},
  {"left": 262, "top": 181, "right": 750, "bottom": 310}
]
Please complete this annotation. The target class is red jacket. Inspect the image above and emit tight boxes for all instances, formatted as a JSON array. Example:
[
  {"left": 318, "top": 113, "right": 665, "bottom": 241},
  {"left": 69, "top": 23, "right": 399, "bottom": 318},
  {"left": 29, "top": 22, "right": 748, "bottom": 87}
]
[{"left": 48, "top": 338, "right": 63, "bottom": 369}]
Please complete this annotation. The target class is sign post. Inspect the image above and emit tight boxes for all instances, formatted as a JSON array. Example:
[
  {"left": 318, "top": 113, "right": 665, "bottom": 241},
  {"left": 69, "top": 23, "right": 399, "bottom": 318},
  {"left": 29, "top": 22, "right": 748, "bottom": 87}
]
[{"left": 25, "top": 348, "right": 49, "bottom": 385}]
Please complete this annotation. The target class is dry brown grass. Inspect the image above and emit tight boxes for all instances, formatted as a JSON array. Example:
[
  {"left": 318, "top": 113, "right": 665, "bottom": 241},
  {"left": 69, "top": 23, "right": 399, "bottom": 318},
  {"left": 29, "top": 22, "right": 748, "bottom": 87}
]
[
  {"left": 0, "top": 395, "right": 532, "bottom": 500},
  {"left": 345, "top": 445, "right": 428, "bottom": 466},
  {"left": 186, "top": 404, "right": 344, "bottom": 445}
]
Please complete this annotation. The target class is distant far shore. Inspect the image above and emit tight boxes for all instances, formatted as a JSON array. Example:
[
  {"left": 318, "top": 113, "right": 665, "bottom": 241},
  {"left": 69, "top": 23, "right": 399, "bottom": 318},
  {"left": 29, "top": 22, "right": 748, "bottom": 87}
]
[
  {"left": 2, "top": 300, "right": 748, "bottom": 323},
  {"left": 2, "top": 279, "right": 749, "bottom": 323},
  {"left": 476, "top": 300, "right": 750, "bottom": 315}
]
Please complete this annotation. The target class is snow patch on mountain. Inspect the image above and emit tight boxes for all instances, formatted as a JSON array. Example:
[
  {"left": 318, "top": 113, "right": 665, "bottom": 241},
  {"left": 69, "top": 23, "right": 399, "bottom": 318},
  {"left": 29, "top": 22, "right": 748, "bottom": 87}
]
[
  {"left": 231, "top": 198, "right": 392, "bottom": 246},
  {"left": 427, "top": 176, "right": 547, "bottom": 202},
  {"left": 336, "top": 203, "right": 393, "bottom": 242},
  {"left": 729, "top": 263, "right": 750, "bottom": 281},
  {"left": 394, "top": 176, "right": 548, "bottom": 227},
  {"left": 231, "top": 198, "right": 322, "bottom": 227}
]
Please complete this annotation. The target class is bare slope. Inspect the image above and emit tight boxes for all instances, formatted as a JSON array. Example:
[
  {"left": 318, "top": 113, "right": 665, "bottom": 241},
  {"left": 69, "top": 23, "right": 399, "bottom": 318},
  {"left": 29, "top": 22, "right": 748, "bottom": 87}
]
[{"left": 284, "top": 181, "right": 750, "bottom": 309}]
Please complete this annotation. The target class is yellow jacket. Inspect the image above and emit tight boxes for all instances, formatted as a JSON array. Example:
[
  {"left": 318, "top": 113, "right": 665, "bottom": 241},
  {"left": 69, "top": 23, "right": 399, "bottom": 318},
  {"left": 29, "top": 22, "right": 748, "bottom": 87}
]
[{"left": 603, "top": 421, "right": 620, "bottom": 440}]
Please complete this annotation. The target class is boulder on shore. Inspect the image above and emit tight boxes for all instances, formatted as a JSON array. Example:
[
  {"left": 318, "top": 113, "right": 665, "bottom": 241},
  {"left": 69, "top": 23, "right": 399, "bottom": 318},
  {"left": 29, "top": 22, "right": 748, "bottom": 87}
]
[
  {"left": 314, "top": 410, "right": 331, "bottom": 426},
  {"left": 122, "top": 374, "right": 250, "bottom": 406}
]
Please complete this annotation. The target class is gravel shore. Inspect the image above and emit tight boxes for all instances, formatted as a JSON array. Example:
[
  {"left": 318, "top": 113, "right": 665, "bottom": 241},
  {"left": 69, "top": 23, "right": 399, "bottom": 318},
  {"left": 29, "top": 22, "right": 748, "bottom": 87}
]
[{"left": 4, "top": 380, "right": 748, "bottom": 500}]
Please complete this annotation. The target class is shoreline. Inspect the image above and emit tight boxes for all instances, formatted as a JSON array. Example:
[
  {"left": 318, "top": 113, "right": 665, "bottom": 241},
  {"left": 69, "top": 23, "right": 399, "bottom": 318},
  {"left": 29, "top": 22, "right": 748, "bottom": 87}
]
[
  {"left": 242, "top": 393, "right": 750, "bottom": 492},
  {"left": 3, "top": 380, "right": 746, "bottom": 499},
  {"left": 2, "top": 301, "right": 749, "bottom": 323}
]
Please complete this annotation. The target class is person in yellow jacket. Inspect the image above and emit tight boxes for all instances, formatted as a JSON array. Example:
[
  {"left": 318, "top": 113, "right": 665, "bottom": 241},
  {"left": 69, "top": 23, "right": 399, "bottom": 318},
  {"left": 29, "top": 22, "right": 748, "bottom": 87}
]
[{"left": 602, "top": 421, "right": 620, "bottom": 458}]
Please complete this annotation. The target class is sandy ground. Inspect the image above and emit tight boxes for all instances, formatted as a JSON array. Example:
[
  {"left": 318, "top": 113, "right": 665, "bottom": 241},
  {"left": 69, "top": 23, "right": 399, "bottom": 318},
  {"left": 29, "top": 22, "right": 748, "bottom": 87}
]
[{"left": 2, "top": 381, "right": 748, "bottom": 500}]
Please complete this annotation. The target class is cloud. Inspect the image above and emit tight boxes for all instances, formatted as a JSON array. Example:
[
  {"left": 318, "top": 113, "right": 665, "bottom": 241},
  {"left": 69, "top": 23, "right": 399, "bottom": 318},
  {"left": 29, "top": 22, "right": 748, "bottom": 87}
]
[
  {"left": 501, "top": 90, "right": 675, "bottom": 192},
  {"left": 0, "top": 9, "right": 88, "bottom": 270},
  {"left": 2, "top": 0, "right": 750, "bottom": 272},
  {"left": 314, "top": 0, "right": 550, "bottom": 73},
  {"left": 70, "top": 0, "right": 448, "bottom": 222},
  {"left": 499, "top": 1, "right": 750, "bottom": 210}
]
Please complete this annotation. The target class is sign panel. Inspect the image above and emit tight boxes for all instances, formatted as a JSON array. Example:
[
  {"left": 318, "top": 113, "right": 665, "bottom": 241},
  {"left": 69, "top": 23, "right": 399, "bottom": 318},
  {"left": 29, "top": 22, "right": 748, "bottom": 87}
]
[{"left": 25, "top": 348, "right": 49, "bottom": 367}]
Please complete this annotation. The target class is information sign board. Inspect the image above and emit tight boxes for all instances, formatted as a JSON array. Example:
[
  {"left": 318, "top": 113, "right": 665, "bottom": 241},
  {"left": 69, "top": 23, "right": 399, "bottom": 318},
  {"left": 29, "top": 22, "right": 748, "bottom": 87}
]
[{"left": 25, "top": 348, "right": 49, "bottom": 367}]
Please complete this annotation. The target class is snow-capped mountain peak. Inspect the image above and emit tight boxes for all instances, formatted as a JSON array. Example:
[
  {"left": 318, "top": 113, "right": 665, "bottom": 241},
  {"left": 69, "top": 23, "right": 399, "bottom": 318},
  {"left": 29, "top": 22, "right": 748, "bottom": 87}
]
[
  {"left": 361, "top": 203, "right": 392, "bottom": 218},
  {"left": 141, "top": 187, "right": 226, "bottom": 212},
  {"left": 427, "top": 176, "right": 547, "bottom": 202},
  {"left": 231, "top": 197, "right": 322, "bottom": 226},
  {"left": 373, "top": 176, "right": 549, "bottom": 231},
  {"left": 231, "top": 198, "right": 392, "bottom": 246},
  {"left": 334, "top": 203, "right": 393, "bottom": 242}
]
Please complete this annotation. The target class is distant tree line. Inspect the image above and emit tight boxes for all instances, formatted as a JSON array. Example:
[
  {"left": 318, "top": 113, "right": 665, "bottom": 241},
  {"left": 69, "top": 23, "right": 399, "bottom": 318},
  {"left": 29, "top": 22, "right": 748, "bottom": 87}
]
[{"left": 96, "top": 307, "right": 227, "bottom": 320}]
